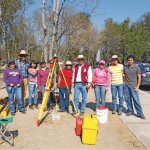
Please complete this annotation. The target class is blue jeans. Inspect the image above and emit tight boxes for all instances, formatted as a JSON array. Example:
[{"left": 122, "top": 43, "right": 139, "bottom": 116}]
[
  {"left": 6, "top": 85, "right": 24, "bottom": 112},
  {"left": 59, "top": 86, "right": 71, "bottom": 111},
  {"left": 124, "top": 85, "right": 143, "bottom": 116},
  {"left": 74, "top": 83, "right": 88, "bottom": 112},
  {"left": 41, "top": 85, "right": 51, "bottom": 106},
  {"left": 28, "top": 83, "right": 38, "bottom": 105},
  {"left": 111, "top": 84, "right": 124, "bottom": 111},
  {"left": 94, "top": 85, "right": 106, "bottom": 108}
]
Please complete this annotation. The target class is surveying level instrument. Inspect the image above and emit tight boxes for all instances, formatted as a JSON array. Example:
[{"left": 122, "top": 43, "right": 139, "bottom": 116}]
[{"left": 37, "top": 57, "right": 79, "bottom": 126}]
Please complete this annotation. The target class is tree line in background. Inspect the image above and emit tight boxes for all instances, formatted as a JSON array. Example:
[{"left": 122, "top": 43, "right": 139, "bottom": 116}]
[
  {"left": 100, "top": 13, "right": 150, "bottom": 63},
  {"left": 0, "top": 0, "right": 150, "bottom": 66}
]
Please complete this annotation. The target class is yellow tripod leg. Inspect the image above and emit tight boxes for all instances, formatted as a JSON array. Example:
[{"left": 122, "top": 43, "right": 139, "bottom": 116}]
[
  {"left": 37, "top": 62, "right": 56, "bottom": 126},
  {"left": 58, "top": 62, "right": 79, "bottom": 117}
]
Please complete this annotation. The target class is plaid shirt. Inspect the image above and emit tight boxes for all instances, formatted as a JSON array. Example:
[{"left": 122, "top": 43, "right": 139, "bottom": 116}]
[{"left": 15, "top": 59, "right": 29, "bottom": 77}]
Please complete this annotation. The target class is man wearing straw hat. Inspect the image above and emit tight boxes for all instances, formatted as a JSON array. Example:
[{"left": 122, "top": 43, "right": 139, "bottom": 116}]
[
  {"left": 15, "top": 50, "right": 29, "bottom": 110},
  {"left": 109, "top": 55, "right": 124, "bottom": 115},
  {"left": 72, "top": 55, "right": 92, "bottom": 116}
]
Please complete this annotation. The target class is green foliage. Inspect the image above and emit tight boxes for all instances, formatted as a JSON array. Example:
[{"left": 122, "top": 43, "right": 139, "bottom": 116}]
[{"left": 101, "top": 18, "right": 149, "bottom": 62}]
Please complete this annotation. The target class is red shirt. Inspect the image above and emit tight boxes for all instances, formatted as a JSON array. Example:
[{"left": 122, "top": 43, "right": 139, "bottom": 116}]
[{"left": 59, "top": 68, "right": 73, "bottom": 87}]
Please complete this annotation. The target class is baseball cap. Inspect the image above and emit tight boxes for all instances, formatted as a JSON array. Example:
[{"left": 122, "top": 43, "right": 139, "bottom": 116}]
[{"left": 99, "top": 60, "right": 105, "bottom": 65}]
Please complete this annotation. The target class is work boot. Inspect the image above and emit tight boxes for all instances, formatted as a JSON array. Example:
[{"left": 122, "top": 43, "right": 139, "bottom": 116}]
[
  {"left": 80, "top": 112, "right": 84, "bottom": 116},
  {"left": 45, "top": 105, "right": 50, "bottom": 111},
  {"left": 34, "top": 104, "right": 39, "bottom": 109},
  {"left": 138, "top": 115, "right": 146, "bottom": 120},
  {"left": 72, "top": 111, "right": 77, "bottom": 116},
  {"left": 112, "top": 109, "right": 117, "bottom": 114},
  {"left": 11, "top": 112, "right": 15, "bottom": 116},
  {"left": 20, "top": 110, "right": 26, "bottom": 114},
  {"left": 118, "top": 110, "right": 122, "bottom": 115},
  {"left": 126, "top": 112, "right": 132, "bottom": 116},
  {"left": 29, "top": 105, "right": 34, "bottom": 110}
]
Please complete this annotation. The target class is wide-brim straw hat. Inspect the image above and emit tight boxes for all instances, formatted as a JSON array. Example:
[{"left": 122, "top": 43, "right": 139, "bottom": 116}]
[
  {"left": 76, "top": 55, "right": 86, "bottom": 61},
  {"left": 65, "top": 61, "right": 72, "bottom": 66},
  {"left": 17, "top": 50, "right": 29, "bottom": 56},
  {"left": 109, "top": 55, "right": 121, "bottom": 61}
]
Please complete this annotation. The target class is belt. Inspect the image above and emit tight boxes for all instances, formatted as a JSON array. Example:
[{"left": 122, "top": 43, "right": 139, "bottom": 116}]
[{"left": 23, "top": 77, "right": 28, "bottom": 78}]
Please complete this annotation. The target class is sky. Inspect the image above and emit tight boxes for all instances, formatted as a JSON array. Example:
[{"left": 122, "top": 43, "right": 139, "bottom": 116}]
[
  {"left": 91, "top": 0, "right": 150, "bottom": 29},
  {"left": 26, "top": 0, "right": 150, "bottom": 61},
  {"left": 27, "top": 0, "right": 150, "bottom": 29}
]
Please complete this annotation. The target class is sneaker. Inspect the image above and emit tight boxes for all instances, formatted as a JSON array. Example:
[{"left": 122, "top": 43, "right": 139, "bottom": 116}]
[
  {"left": 57, "top": 109, "right": 65, "bottom": 112},
  {"left": 126, "top": 112, "right": 132, "bottom": 116},
  {"left": 118, "top": 110, "right": 122, "bottom": 115},
  {"left": 34, "top": 104, "right": 39, "bottom": 109},
  {"left": 138, "top": 115, "right": 146, "bottom": 120},
  {"left": 80, "top": 112, "right": 84, "bottom": 116},
  {"left": 20, "top": 110, "right": 26, "bottom": 114},
  {"left": 29, "top": 105, "right": 34, "bottom": 110},
  {"left": 11, "top": 112, "right": 15, "bottom": 116},
  {"left": 112, "top": 109, "right": 117, "bottom": 114}
]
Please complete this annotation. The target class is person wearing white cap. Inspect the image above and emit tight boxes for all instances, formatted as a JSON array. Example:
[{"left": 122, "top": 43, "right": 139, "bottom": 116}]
[
  {"left": 108, "top": 55, "right": 124, "bottom": 115},
  {"left": 15, "top": 50, "right": 29, "bottom": 111},
  {"left": 72, "top": 55, "right": 92, "bottom": 116},
  {"left": 57, "top": 61, "right": 73, "bottom": 112}
]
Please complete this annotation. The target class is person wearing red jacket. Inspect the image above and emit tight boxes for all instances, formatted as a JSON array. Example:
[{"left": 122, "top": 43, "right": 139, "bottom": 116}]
[{"left": 72, "top": 55, "right": 92, "bottom": 116}]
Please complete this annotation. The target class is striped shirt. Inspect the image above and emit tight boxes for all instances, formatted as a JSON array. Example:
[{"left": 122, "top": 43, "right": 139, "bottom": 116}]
[
  {"left": 15, "top": 59, "right": 29, "bottom": 77},
  {"left": 108, "top": 63, "right": 123, "bottom": 84}
]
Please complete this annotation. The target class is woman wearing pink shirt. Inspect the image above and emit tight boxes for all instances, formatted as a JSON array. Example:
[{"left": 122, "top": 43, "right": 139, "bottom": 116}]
[
  {"left": 37, "top": 60, "right": 51, "bottom": 108},
  {"left": 28, "top": 60, "right": 39, "bottom": 109},
  {"left": 92, "top": 60, "right": 110, "bottom": 109}
]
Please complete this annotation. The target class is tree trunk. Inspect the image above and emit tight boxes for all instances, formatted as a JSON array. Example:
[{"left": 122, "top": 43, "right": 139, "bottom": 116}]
[
  {"left": 49, "top": 0, "right": 59, "bottom": 60},
  {"left": 42, "top": 0, "right": 48, "bottom": 64}
]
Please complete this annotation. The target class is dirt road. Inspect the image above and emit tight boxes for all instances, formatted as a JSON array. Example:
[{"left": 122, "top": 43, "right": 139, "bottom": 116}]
[{"left": 0, "top": 76, "right": 146, "bottom": 150}]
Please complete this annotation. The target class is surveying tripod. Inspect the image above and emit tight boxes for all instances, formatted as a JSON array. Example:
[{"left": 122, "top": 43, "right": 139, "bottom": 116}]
[{"left": 37, "top": 57, "right": 79, "bottom": 126}]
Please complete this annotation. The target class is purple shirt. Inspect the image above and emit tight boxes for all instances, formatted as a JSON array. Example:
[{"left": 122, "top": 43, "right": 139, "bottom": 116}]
[{"left": 3, "top": 68, "right": 23, "bottom": 85}]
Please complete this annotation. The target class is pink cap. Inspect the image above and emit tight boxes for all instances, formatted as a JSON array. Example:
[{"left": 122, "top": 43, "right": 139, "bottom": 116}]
[{"left": 99, "top": 60, "right": 105, "bottom": 65}]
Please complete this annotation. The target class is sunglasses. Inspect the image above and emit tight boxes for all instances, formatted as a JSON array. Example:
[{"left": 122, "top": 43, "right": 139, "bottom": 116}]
[
  {"left": 20, "top": 54, "right": 27, "bottom": 57},
  {"left": 78, "top": 59, "right": 84, "bottom": 61}
]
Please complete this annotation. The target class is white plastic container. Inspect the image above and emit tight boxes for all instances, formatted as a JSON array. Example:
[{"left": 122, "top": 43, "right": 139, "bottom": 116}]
[{"left": 96, "top": 106, "right": 108, "bottom": 124}]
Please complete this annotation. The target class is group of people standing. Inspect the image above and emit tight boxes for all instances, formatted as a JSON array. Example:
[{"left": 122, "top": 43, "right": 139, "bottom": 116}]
[
  {"left": 3, "top": 50, "right": 52, "bottom": 116},
  {"left": 3, "top": 50, "right": 146, "bottom": 120},
  {"left": 58, "top": 54, "right": 146, "bottom": 119}
]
